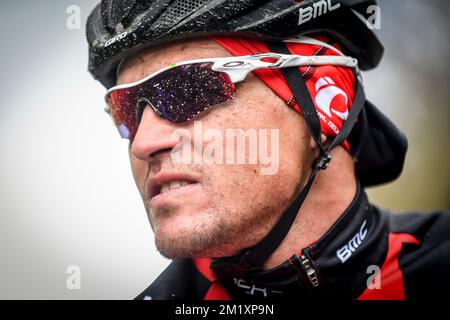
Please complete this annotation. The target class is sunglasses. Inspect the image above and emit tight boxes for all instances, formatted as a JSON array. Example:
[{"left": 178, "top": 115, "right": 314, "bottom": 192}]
[{"left": 105, "top": 52, "right": 357, "bottom": 140}]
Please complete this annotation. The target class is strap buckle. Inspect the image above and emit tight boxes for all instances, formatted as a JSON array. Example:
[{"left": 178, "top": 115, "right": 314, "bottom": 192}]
[{"left": 315, "top": 153, "right": 332, "bottom": 170}]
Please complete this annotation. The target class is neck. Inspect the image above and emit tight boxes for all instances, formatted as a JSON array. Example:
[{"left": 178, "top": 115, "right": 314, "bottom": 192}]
[{"left": 263, "top": 146, "right": 357, "bottom": 270}]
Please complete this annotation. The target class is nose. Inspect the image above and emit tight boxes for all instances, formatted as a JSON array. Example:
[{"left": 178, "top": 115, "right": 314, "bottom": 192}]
[{"left": 130, "top": 105, "right": 180, "bottom": 161}]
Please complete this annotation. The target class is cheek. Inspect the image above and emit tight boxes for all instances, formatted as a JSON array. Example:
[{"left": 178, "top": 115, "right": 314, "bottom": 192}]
[{"left": 196, "top": 81, "right": 309, "bottom": 211}]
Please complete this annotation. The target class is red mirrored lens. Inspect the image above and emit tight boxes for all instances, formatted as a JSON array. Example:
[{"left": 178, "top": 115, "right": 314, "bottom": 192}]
[
  {"left": 107, "top": 62, "right": 235, "bottom": 139},
  {"left": 107, "top": 89, "right": 140, "bottom": 139}
]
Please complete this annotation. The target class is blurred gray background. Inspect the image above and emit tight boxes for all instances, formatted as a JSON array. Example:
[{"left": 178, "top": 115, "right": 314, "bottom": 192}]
[{"left": 0, "top": 0, "right": 448, "bottom": 299}]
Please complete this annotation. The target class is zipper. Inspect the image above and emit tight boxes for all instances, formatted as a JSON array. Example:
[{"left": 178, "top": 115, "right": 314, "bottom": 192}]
[
  {"left": 291, "top": 248, "right": 321, "bottom": 290},
  {"left": 299, "top": 253, "right": 320, "bottom": 287}
]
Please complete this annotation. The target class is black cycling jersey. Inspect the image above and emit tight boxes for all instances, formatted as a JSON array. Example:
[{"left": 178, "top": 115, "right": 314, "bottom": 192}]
[{"left": 136, "top": 182, "right": 450, "bottom": 300}]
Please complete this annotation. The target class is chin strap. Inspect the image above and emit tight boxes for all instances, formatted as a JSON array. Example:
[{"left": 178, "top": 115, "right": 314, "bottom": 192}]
[{"left": 210, "top": 41, "right": 366, "bottom": 278}]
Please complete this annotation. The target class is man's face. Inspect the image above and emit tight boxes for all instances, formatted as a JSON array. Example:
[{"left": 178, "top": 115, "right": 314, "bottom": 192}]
[{"left": 117, "top": 38, "right": 316, "bottom": 259}]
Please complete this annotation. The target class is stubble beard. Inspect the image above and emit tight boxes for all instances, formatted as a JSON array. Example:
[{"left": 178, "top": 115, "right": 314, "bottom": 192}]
[{"left": 150, "top": 190, "right": 285, "bottom": 260}]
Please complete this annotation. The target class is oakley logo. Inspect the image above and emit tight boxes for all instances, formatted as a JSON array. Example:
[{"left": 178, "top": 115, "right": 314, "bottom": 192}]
[
  {"left": 315, "top": 76, "right": 349, "bottom": 121},
  {"left": 336, "top": 220, "right": 368, "bottom": 263},
  {"left": 104, "top": 31, "right": 128, "bottom": 47},
  {"left": 223, "top": 61, "right": 246, "bottom": 68},
  {"left": 298, "top": 0, "right": 341, "bottom": 26}
]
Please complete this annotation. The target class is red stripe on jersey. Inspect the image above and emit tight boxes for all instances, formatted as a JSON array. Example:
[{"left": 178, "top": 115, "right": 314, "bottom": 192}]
[
  {"left": 204, "top": 283, "right": 231, "bottom": 300},
  {"left": 358, "top": 233, "right": 420, "bottom": 300},
  {"left": 193, "top": 258, "right": 231, "bottom": 300}
]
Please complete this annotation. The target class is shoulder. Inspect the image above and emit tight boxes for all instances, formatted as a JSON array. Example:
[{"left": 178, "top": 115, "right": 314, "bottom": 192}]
[
  {"left": 382, "top": 208, "right": 450, "bottom": 298},
  {"left": 386, "top": 209, "right": 450, "bottom": 243},
  {"left": 135, "top": 259, "right": 212, "bottom": 300}
]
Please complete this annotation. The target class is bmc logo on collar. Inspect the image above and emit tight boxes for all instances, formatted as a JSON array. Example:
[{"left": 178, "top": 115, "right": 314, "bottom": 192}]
[
  {"left": 297, "top": 0, "right": 341, "bottom": 26},
  {"left": 336, "top": 220, "right": 368, "bottom": 263}
]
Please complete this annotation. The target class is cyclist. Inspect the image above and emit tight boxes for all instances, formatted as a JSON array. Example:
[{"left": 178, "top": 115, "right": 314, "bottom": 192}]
[{"left": 86, "top": 0, "right": 450, "bottom": 299}]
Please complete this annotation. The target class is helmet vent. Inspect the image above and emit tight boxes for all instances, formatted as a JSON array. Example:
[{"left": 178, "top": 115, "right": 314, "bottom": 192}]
[{"left": 154, "top": 0, "right": 209, "bottom": 30}]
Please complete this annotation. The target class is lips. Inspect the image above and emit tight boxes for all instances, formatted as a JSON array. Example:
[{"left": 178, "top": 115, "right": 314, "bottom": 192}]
[{"left": 146, "top": 173, "right": 199, "bottom": 201}]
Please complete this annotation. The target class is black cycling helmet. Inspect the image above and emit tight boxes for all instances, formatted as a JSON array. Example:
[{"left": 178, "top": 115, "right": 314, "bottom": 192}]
[
  {"left": 87, "top": 0, "right": 384, "bottom": 89},
  {"left": 86, "top": 0, "right": 408, "bottom": 275}
]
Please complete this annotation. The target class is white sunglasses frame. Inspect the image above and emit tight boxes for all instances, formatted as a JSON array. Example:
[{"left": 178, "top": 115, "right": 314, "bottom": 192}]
[{"left": 105, "top": 51, "right": 358, "bottom": 109}]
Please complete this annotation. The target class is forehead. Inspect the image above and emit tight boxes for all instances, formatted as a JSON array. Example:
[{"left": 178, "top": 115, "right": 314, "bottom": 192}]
[{"left": 117, "top": 38, "right": 232, "bottom": 85}]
